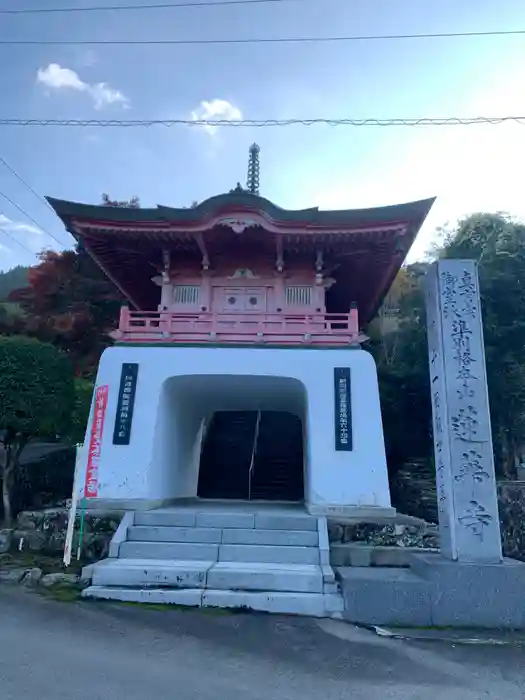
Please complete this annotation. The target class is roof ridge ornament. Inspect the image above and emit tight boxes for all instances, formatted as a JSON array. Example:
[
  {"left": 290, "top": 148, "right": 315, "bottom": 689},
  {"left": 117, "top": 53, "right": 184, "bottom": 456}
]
[{"left": 229, "top": 182, "right": 245, "bottom": 193}]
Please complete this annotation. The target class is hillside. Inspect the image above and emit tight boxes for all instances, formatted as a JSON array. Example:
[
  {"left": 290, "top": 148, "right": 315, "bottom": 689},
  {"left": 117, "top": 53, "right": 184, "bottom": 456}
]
[{"left": 0, "top": 265, "right": 29, "bottom": 300}]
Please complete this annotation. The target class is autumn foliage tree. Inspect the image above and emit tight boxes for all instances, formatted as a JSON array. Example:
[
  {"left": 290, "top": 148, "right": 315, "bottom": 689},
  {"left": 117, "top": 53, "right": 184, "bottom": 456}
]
[{"left": 9, "top": 249, "right": 123, "bottom": 376}]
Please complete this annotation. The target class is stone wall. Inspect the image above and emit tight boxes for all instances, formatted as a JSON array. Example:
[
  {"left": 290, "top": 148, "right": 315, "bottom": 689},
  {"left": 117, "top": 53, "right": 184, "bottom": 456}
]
[
  {"left": 2, "top": 508, "right": 122, "bottom": 562},
  {"left": 391, "top": 462, "right": 525, "bottom": 562}
]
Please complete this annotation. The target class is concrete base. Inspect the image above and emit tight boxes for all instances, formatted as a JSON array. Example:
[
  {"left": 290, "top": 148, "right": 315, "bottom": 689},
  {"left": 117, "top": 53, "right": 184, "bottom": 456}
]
[
  {"left": 337, "top": 553, "right": 525, "bottom": 629},
  {"left": 82, "top": 586, "right": 345, "bottom": 617},
  {"left": 410, "top": 553, "right": 525, "bottom": 628},
  {"left": 307, "top": 505, "right": 396, "bottom": 519},
  {"left": 330, "top": 544, "right": 438, "bottom": 568}
]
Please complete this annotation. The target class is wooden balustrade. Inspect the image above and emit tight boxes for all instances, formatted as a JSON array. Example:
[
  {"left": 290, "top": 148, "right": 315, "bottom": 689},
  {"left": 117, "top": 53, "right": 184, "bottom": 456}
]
[{"left": 112, "top": 308, "right": 364, "bottom": 346}]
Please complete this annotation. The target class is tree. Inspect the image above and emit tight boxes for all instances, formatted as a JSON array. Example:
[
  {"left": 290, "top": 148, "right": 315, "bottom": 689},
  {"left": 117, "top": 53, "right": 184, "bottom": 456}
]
[
  {"left": 367, "top": 264, "right": 432, "bottom": 472},
  {"left": 101, "top": 193, "right": 140, "bottom": 208},
  {"left": 9, "top": 249, "right": 123, "bottom": 376},
  {"left": 69, "top": 378, "right": 94, "bottom": 444},
  {"left": 0, "top": 266, "right": 29, "bottom": 300},
  {"left": 373, "top": 212, "right": 525, "bottom": 480},
  {"left": 440, "top": 213, "right": 525, "bottom": 477},
  {"left": 0, "top": 336, "right": 74, "bottom": 525}
]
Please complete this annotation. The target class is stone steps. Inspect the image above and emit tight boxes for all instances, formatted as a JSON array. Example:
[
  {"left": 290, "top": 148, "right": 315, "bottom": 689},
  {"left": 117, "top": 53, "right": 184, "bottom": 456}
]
[
  {"left": 134, "top": 509, "right": 317, "bottom": 531},
  {"left": 119, "top": 541, "right": 320, "bottom": 565},
  {"left": 83, "top": 506, "right": 343, "bottom": 617},
  {"left": 82, "top": 585, "right": 344, "bottom": 617},
  {"left": 92, "top": 559, "right": 324, "bottom": 593},
  {"left": 127, "top": 525, "right": 318, "bottom": 547}
]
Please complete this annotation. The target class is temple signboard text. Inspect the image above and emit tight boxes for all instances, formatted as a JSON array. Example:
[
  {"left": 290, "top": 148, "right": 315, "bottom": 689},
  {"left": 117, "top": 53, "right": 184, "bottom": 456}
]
[
  {"left": 113, "top": 363, "right": 139, "bottom": 446},
  {"left": 334, "top": 367, "right": 353, "bottom": 452},
  {"left": 425, "top": 260, "right": 502, "bottom": 562}
]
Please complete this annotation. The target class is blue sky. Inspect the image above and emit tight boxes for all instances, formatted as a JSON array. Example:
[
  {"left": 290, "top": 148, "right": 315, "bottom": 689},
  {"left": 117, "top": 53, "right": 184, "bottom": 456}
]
[{"left": 1, "top": 0, "right": 525, "bottom": 270}]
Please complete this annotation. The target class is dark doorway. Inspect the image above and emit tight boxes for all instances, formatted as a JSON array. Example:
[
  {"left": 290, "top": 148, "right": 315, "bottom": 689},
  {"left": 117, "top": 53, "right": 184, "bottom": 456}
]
[{"left": 197, "top": 410, "right": 304, "bottom": 501}]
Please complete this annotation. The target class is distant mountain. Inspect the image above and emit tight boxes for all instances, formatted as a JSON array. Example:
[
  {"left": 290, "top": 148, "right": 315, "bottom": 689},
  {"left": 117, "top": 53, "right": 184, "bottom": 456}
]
[{"left": 0, "top": 265, "right": 29, "bottom": 300}]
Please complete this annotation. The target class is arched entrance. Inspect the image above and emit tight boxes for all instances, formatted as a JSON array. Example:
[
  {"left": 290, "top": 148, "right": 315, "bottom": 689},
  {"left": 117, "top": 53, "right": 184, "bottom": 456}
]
[{"left": 153, "top": 374, "right": 307, "bottom": 504}]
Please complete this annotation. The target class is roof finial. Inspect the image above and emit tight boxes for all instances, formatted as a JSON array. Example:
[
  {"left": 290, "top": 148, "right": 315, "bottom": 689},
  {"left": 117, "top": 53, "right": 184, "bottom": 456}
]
[{"left": 247, "top": 143, "right": 260, "bottom": 195}]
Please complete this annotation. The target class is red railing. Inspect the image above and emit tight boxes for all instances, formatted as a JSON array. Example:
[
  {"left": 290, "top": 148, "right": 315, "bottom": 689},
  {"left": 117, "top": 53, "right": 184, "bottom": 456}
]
[{"left": 112, "top": 308, "right": 363, "bottom": 346}]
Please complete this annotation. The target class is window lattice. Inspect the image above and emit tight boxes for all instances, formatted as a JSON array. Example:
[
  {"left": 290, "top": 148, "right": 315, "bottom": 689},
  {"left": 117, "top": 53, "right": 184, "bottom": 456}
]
[
  {"left": 173, "top": 285, "right": 200, "bottom": 305},
  {"left": 285, "top": 286, "right": 313, "bottom": 307}
]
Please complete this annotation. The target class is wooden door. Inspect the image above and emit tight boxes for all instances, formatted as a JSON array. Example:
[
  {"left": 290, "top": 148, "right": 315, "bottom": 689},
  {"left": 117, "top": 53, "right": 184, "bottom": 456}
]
[{"left": 220, "top": 287, "right": 267, "bottom": 313}]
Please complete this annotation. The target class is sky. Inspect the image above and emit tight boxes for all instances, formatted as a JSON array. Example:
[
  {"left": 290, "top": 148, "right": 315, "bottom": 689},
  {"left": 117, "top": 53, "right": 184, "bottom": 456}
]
[{"left": 1, "top": 0, "right": 525, "bottom": 270}]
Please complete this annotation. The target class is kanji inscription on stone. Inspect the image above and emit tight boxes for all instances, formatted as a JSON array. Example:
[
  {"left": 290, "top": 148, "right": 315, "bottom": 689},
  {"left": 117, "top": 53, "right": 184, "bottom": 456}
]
[{"left": 425, "top": 260, "right": 502, "bottom": 562}]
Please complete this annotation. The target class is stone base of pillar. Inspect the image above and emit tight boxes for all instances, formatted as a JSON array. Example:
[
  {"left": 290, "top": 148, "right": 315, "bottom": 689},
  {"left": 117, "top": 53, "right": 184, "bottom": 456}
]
[{"left": 338, "top": 552, "right": 525, "bottom": 629}]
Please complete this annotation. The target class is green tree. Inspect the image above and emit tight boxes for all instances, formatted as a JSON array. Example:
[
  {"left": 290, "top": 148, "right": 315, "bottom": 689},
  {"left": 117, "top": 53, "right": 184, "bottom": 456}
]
[
  {"left": 374, "top": 213, "right": 525, "bottom": 480},
  {"left": 440, "top": 213, "right": 525, "bottom": 477},
  {"left": 69, "top": 378, "right": 94, "bottom": 444},
  {"left": 367, "top": 264, "right": 432, "bottom": 472},
  {"left": 0, "top": 336, "right": 74, "bottom": 525}
]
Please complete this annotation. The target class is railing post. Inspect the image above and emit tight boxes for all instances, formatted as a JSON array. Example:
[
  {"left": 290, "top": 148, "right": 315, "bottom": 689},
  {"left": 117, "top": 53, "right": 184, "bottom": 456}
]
[
  {"left": 159, "top": 311, "right": 171, "bottom": 338},
  {"left": 119, "top": 306, "right": 130, "bottom": 334},
  {"left": 350, "top": 302, "right": 359, "bottom": 336}
]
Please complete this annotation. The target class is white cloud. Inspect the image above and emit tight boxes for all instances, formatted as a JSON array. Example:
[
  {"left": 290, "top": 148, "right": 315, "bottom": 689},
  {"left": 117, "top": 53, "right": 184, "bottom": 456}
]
[
  {"left": 0, "top": 214, "right": 42, "bottom": 237},
  {"left": 36, "top": 63, "right": 129, "bottom": 110},
  {"left": 190, "top": 98, "right": 242, "bottom": 135}
]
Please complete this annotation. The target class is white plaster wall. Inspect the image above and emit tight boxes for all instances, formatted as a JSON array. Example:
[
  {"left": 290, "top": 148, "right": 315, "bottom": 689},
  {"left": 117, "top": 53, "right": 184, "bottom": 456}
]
[{"left": 86, "top": 345, "right": 390, "bottom": 510}]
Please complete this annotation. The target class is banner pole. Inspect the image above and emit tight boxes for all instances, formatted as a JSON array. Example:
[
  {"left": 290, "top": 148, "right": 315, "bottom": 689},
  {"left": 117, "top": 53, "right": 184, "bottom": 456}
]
[
  {"left": 63, "top": 443, "right": 83, "bottom": 567},
  {"left": 77, "top": 496, "right": 87, "bottom": 561}
]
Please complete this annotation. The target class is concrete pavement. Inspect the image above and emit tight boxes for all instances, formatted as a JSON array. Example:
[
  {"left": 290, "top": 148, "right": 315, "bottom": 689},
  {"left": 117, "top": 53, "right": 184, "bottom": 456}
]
[{"left": 1, "top": 587, "right": 524, "bottom": 700}]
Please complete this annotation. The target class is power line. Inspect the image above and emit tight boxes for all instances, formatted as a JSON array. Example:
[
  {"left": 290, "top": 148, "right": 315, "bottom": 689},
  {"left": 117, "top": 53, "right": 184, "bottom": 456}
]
[
  {"left": 0, "top": 155, "right": 72, "bottom": 248},
  {"left": 0, "top": 155, "right": 58, "bottom": 216},
  {"left": 0, "top": 187, "right": 68, "bottom": 249},
  {"left": 0, "top": 0, "right": 299, "bottom": 14},
  {"left": 0, "top": 223, "right": 35, "bottom": 255},
  {"left": 0, "top": 116, "right": 524, "bottom": 128},
  {"left": 2, "top": 28, "right": 525, "bottom": 45}
]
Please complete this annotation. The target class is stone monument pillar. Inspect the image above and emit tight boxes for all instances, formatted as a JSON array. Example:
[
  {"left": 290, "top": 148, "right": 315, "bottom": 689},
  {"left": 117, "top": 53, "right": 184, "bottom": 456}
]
[{"left": 425, "top": 259, "right": 502, "bottom": 563}]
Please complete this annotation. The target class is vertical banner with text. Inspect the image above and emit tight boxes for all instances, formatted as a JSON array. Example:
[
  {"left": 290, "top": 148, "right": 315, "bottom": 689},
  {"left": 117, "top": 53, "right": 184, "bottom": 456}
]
[
  {"left": 112, "top": 363, "right": 139, "bottom": 445},
  {"left": 334, "top": 367, "right": 353, "bottom": 451},
  {"left": 84, "top": 385, "right": 109, "bottom": 499}
]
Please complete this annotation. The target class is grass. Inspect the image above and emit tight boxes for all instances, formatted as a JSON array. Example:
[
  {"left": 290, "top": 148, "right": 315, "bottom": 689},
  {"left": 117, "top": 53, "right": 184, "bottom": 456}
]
[
  {"left": 0, "top": 551, "right": 82, "bottom": 575},
  {"left": 40, "top": 585, "right": 82, "bottom": 603}
]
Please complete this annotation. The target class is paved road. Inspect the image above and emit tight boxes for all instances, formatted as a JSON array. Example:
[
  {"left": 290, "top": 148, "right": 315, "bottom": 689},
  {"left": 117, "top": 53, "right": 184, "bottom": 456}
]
[{"left": 1, "top": 587, "right": 525, "bottom": 700}]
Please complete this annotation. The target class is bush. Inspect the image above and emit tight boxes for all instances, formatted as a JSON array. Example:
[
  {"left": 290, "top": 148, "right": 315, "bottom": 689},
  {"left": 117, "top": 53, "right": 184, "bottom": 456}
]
[
  {"left": 69, "top": 379, "right": 94, "bottom": 444},
  {"left": 0, "top": 335, "right": 74, "bottom": 524},
  {"left": 11, "top": 447, "right": 76, "bottom": 515}
]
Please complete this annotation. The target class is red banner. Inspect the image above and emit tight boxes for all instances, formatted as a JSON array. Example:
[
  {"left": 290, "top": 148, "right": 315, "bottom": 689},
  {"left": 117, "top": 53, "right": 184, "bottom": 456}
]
[{"left": 84, "top": 385, "right": 109, "bottom": 498}]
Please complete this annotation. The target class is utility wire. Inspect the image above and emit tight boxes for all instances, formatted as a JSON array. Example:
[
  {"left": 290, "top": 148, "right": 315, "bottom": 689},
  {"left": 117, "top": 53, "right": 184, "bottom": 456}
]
[
  {"left": 0, "top": 0, "right": 300, "bottom": 14},
  {"left": 0, "top": 155, "right": 71, "bottom": 248},
  {"left": 0, "top": 155, "right": 59, "bottom": 217},
  {"left": 0, "top": 116, "right": 524, "bottom": 128},
  {"left": 2, "top": 28, "right": 525, "bottom": 45},
  {"left": 0, "top": 187, "right": 68, "bottom": 249},
  {"left": 0, "top": 223, "right": 35, "bottom": 255}
]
